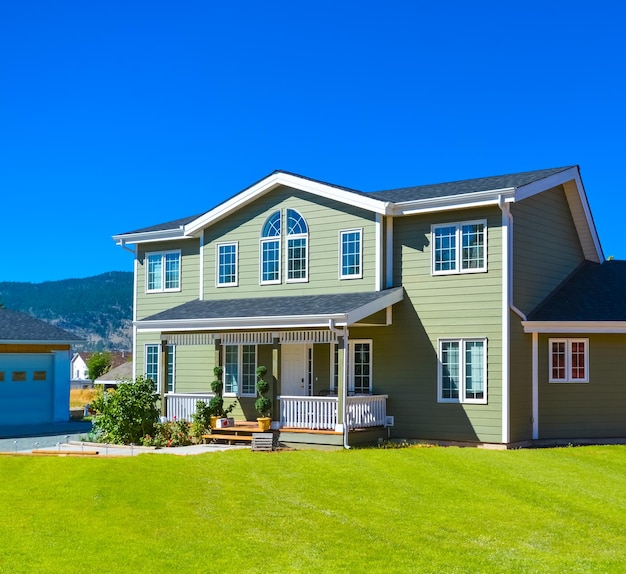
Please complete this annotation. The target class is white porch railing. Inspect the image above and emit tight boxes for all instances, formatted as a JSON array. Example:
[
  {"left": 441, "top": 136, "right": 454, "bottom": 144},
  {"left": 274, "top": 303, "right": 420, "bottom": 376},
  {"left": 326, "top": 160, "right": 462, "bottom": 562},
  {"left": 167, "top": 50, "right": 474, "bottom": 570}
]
[
  {"left": 165, "top": 392, "right": 214, "bottom": 422},
  {"left": 279, "top": 395, "right": 387, "bottom": 431}
]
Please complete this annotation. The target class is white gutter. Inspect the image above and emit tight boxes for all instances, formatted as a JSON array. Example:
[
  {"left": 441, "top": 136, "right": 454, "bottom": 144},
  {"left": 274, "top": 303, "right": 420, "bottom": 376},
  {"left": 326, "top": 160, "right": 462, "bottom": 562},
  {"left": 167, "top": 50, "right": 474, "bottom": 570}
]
[{"left": 117, "top": 240, "right": 136, "bottom": 255}]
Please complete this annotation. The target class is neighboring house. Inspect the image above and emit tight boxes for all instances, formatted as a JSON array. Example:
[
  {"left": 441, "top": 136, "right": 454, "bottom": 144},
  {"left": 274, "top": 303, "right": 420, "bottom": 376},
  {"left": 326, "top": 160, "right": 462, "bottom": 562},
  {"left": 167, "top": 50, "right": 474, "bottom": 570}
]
[
  {"left": 71, "top": 351, "right": 132, "bottom": 388},
  {"left": 94, "top": 360, "right": 134, "bottom": 386},
  {"left": 0, "top": 308, "right": 82, "bottom": 425},
  {"left": 113, "top": 166, "right": 626, "bottom": 447}
]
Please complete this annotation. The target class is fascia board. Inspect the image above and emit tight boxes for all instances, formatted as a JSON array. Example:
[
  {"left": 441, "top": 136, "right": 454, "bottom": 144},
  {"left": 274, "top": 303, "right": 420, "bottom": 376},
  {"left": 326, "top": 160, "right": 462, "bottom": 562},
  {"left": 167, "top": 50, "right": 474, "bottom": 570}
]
[
  {"left": 346, "top": 287, "right": 404, "bottom": 324},
  {"left": 393, "top": 189, "right": 515, "bottom": 216},
  {"left": 184, "top": 172, "right": 391, "bottom": 236},
  {"left": 112, "top": 228, "right": 187, "bottom": 245},
  {"left": 0, "top": 339, "right": 81, "bottom": 345},
  {"left": 135, "top": 313, "right": 350, "bottom": 332},
  {"left": 514, "top": 166, "right": 579, "bottom": 201},
  {"left": 522, "top": 321, "right": 626, "bottom": 334}
]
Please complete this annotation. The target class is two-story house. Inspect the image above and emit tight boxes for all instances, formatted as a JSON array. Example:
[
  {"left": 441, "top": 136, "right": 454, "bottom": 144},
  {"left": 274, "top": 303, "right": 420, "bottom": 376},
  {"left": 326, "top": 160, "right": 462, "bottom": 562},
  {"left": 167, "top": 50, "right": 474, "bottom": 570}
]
[{"left": 113, "top": 166, "right": 626, "bottom": 448}]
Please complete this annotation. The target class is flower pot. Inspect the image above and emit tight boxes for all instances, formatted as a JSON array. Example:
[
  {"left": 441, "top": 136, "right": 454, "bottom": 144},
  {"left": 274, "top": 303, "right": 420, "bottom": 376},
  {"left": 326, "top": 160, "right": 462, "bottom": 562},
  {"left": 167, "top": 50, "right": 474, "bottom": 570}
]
[
  {"left": 210, "top": 416, "right": 219, "bottom": 428},
  {"left": 257, "top": 417, "right": 271, "bottom": 431}
]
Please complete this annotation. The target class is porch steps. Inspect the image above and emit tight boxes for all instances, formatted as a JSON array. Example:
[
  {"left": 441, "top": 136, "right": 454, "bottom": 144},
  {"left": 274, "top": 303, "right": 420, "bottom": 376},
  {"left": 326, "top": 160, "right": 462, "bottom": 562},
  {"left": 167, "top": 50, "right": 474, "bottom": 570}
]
[{"left": 203, "top": 422, "right": 278, "bottom": 448}]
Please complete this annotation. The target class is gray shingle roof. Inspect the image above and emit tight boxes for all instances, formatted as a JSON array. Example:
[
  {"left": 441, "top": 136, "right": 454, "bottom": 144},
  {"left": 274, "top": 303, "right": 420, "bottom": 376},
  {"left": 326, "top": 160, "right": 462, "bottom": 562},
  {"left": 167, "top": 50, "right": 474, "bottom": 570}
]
[
  {"left": 0, "top": 309, "right": 83, "bottom": 342},
  {"left": 528, "top": 260, "right": 626, "bottom": 322},
  {"left": 117, "top": 213, "right": 205, "bottom": 236},
  {"left": 142, "top": 289, "right": 401, "bottom": 322},
  {"left": 367, "top": 166, "right": 574, "bottom": 203}
]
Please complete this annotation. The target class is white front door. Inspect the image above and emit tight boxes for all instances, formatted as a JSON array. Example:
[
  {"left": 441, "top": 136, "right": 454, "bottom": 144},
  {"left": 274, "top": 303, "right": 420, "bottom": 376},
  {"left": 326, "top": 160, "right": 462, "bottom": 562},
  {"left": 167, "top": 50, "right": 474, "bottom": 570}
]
[{"left": 280, "top": 344, "right": 312, "bottom": 396}]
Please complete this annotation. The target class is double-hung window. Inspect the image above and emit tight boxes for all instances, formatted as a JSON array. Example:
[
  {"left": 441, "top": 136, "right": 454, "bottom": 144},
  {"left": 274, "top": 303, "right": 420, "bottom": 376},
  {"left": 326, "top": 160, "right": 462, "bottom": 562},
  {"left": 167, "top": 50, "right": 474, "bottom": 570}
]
[
  {"left": 216, "top": 242, "right": 238, "bottom": 287},
  {"left": 339, "top": 229, "right": 362, "bottom": 279},
  {"left": 146, "top": 250, "right": 181, "bottom": 292},
  {"left": 438, "top": 339, "right": 487, "bottom": 403},
  {"left": 549, "top": 339, "right": 589, "bottom": 383},
  {"left": 331, "top": 340, "right": 373, "bottom": 395},
  {"left": 260, "top": 211, "right": 281, "bottom": 284},
  {"left": 432, "top": 221, "right": 486, "bottom": 275},
  {"left": 286, "top": 209, "right": 308, "bottom": 282},
  {"left": 145, "top": 344, "right": 175, "bottom": 393},
  {"left": 223, "top": 344, "right": 257, "bottom": 396}
]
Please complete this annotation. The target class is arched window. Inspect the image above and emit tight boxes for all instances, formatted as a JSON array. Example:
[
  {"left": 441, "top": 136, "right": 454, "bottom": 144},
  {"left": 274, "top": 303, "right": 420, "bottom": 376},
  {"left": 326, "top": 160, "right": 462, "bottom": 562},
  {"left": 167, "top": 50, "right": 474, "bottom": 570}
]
[
  {"left": 260, "top": 211, "right": 281, "bottom": 284},
  {"left": 286, "top": 209, "right": 308, "bottom": 282}
]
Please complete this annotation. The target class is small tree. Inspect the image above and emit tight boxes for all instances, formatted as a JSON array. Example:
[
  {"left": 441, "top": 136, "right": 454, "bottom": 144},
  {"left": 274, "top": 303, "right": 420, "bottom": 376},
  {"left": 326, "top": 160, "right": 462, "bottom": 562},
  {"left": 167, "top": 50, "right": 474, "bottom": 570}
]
[
  {"left": 87, "top": 351, "right": 112, "bottom": 381},
  {"left": 91, "top": 376, "right": 159, "bottom": 444},
  {"left": 254, "top": 366, "right": 271, "bottom": 418}
]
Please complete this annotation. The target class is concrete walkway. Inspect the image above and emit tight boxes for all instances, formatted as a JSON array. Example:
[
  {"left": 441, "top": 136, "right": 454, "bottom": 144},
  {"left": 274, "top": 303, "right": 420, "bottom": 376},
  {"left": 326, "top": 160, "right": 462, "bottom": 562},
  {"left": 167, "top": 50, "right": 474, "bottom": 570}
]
[{"left": 0, "top": 421, "right": 246, "bottom": 456}]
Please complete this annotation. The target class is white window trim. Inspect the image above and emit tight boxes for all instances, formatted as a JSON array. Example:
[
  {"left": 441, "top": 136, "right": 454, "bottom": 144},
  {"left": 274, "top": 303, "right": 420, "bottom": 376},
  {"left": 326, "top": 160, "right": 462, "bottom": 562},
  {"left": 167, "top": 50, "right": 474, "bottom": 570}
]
[
  {"left": 216, "top": 241, "right": 239, "bottom": 287},
  {"left": 145, "top": 343, "right": 176, "bottom": 393},
  {"left": 349, "top": 339, "right": 373, "bottom": 395},
  {"left": 437, "top": 338, "right": 488, "bottom": 404},
  {"left": 145, "top": 249, "right": 182, "bottom": 293},
  {"left": 431, "top": 220, "right": 487, "bottom": 276},
  {"left": 223, "top": 344, "right": 257, "bottom": 397},
  {"left": 549, "top": 338, "right": 589, "bottom": 383},
  {"left": 285, "top": 233, "right": 309, "bottom": 284},
  {"left": 339, "top": 228, "right": 363, "bottom": 280},
  {"left": 259, "top": 237, "right": 282, "bottom": 285}
]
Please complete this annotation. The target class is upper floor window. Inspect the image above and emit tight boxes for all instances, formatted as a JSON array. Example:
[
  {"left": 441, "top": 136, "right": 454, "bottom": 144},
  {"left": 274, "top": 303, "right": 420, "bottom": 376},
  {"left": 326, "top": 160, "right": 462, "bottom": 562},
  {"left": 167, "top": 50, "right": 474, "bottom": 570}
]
[
  {"left": 146, "top": 250, "right": 181, "bottom": 292},
  {"left": 260, "top": 209, "right": 309, "bottom": 284},
  {"left": 549, "top": 339, "right": 588, "bottom": 383},
  {"left": 146, "top": 344, "right": 175, "bottom": 393},
  {"left": 339, "top": 229, "right": 362, "bottom": 279},
  {"left": 286, "top": 209, "right": 308, "bottom": 282},
  {"left": 223, "top": 344, "right": 257, "bottom": 397},
  {"left": 260, "top": 211, "right": 281, "bottom": 284},
  {"left": 438, "top": 338, "right": 487, "bottom": 403},
  {"left": 432, "top": 221, "right": 486, "bottom": 275},
  {"left": 216, "top": 242, "right": 238, "bottom": 287}
]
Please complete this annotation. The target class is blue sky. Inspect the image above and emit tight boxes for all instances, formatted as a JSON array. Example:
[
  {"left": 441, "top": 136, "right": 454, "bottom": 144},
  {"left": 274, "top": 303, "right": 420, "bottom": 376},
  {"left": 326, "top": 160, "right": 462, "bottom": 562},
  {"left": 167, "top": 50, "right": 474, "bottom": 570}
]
[{"left": 1, "top": 0, "right": 624, "bottom": 283}]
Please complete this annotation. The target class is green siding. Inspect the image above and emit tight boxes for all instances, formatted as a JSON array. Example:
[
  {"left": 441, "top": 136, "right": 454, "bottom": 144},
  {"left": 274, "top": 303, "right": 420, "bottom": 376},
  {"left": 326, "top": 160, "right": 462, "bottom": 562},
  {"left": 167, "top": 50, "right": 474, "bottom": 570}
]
[
  {"left": 508, "top": 313, "right": 532, "bottom": 442},
  {"left": 368, "top": 206, "right": 505, "bottom": 443},
  {"left": 136, "top": 239, "right": 200, "bottom": 321},
  {"left": 512, "top": 185, "right": 585, "bottom": 314},
  {"left": 538, "top": 334, "right": 626, "bottom": 439},
  {"left": 202, "top": 186, "right": 378, "bottom": 299}
]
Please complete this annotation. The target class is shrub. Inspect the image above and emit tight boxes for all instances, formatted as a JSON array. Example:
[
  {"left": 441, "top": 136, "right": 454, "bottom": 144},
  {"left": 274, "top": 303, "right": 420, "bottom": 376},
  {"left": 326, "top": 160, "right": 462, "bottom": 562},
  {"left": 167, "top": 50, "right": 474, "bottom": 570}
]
[
  {"left": 91, "top": 376, "right": 159, "bottom": 445},
  {"left": 142, "top": 418, "right": 192, "bottom": 448}
]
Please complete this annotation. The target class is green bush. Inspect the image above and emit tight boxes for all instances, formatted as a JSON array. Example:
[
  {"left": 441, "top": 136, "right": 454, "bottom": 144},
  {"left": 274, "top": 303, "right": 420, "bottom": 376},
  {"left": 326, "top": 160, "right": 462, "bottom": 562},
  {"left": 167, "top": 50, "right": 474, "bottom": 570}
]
[
  {"left": 91, "top": 376, "right": 159, "bottom": 445},
  {"left": 142, "top": 419, "right": 192, "bottom": 448}
]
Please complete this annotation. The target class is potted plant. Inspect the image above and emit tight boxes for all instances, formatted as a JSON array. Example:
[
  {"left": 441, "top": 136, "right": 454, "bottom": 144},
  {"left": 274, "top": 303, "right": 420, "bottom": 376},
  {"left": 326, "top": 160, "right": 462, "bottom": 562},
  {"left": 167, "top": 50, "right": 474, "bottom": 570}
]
[
  {"left": 208, "top": 366, "right": 236, "bottom": 428},
  {"left": 254, "top": 365, "right": 272, "bottom": 431}
]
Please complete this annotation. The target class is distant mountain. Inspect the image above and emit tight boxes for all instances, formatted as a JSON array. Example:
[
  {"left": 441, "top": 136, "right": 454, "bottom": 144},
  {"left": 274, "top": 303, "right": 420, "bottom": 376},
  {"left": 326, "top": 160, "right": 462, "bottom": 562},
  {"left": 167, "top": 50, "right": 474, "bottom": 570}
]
[{"left": 0, "top": 271, "right": 133, "bottom": 351}]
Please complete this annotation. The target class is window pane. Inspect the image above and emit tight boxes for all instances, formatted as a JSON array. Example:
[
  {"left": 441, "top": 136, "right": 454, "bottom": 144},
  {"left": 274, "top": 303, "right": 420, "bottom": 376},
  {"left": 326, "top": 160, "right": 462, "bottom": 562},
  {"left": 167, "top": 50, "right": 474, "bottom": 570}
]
[
  {"left": 241, "top": 345, "right": 257, "bottom": 395},
  {"left": 434, "top": 227, "right": 457, "bottom": 272},
  {"left": 287, "top": 209, "right": 308, "bottom": 235},
  {"left": 441, "top": 341, "right": 459, "bottom": 398},
  {"left": 218, "top": 244, "right": 237, "bottom": 285},
  {"left": 167, "top": 347, "right": 175, "bottom": 392},
  {"left": 571, "top": 341, "right": 586, "bottom": 380},
  {"left": 341, "top": 231, "right": 361, "bottom": 277},
  {"left": 551, "top": 341, "right": 566, "bottom": 380},
  {"left": 461, "top": 224, "right": 484, "bottom": 270},
  {"left": 164, "top": 253, "right": 180, "bottom": 289},
  {"left": 288, "top": 238, "right": 307, "bottom": 280},
  {"left": 147, "top": 254, "right": 162, "bottom": 290},
  {"left": 224, "top": 346, "right": 238, "bottom": 395},
  {"left": 146, "top": 345, "right": 159, "bottom": 390},
  {"left": 262, "top": 211, "right": 281, "bottom": 237},
  {"left": 465, "top": 341, "right": 484, "bottom": 400},
  {"left": 261, "top": 239, "right": 280, "bottom": 282},
  {"left": 353, "top": 342, "right": 371, "bottom": 394}
]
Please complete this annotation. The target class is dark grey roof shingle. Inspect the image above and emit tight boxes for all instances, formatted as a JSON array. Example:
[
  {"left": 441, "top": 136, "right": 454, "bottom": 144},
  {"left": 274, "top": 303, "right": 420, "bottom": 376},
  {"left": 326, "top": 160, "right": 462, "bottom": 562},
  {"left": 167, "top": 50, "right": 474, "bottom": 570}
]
[
  {"left": 528, "top": 260, "right": 626, "bottom": 322},
  {"left": 367, "top": 166, "right": 575, "bottom": 203},
  {"left": 117, "top": 213, "right": 205, "bottom": 236},
  {"left": 0, "top": 309, "right": 83, "bottom": 342},
  {"left": 143, "top": 289, "right": 401, "bottom": 321}
]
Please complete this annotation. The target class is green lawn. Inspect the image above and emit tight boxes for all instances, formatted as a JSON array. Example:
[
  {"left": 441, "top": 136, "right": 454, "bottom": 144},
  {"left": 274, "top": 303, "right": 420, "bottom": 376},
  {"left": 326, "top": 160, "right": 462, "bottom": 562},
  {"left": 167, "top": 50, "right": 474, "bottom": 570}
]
[{"left": 0, "top": 445, "right": 625, "bottom": 573}]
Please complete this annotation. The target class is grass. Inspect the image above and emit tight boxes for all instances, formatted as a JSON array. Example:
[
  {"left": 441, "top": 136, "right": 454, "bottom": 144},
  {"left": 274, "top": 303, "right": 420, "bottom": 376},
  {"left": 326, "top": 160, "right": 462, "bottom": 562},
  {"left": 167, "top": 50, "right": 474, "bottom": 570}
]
[
  {"left": 0, "top": 446, "right": 625, "bottom": 573},
  {"left": 69, "top": 388, "right": 98, "bottom": 408}
]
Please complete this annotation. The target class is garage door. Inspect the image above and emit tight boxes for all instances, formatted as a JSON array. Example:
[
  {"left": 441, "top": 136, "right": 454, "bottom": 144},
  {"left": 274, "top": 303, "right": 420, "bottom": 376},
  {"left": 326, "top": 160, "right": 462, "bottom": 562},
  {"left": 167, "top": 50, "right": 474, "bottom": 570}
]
[{"left": 0, "top": 354, "right": 54, "bottom": 425}]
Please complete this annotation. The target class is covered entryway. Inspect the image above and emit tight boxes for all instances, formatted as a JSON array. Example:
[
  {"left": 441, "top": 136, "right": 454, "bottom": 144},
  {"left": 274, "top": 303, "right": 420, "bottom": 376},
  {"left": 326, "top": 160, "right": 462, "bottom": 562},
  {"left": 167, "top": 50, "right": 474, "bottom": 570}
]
[{"left": 280, "top": 343, "right": 312, "bottom": 396}]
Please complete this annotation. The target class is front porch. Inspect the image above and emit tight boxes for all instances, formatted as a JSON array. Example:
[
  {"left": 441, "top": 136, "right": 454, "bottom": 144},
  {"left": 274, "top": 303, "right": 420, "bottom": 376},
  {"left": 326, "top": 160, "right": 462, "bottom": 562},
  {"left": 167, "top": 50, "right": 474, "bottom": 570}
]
[{"left": 165, "top": 392, "right": 389, "bottom": 448}]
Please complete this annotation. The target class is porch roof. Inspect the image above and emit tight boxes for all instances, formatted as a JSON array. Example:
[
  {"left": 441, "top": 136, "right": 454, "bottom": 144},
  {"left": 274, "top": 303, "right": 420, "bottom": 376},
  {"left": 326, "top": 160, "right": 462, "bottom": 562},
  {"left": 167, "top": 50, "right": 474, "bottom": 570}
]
[{"left": 136, "top": 287, "right": 404, "bottom": 331}]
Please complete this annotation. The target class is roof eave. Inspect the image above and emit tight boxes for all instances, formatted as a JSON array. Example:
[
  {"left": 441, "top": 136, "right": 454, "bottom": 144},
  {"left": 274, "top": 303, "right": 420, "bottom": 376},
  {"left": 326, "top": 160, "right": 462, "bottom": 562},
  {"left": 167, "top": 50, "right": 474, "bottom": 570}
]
[
  {"left": 522, "top": 321, "right": 626, "bottom": 334},
  {"left": 184, "top": 172, "right": 392, "bottom": 236},
  {"left": 0, "top": 339, "right": 82, "bottom": 345},
  {"left": 392, "top": 188, "right": 516, "bottom": 216},
  {"left": 112, "top": 227, "right": 189, "bottom": 245}
]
